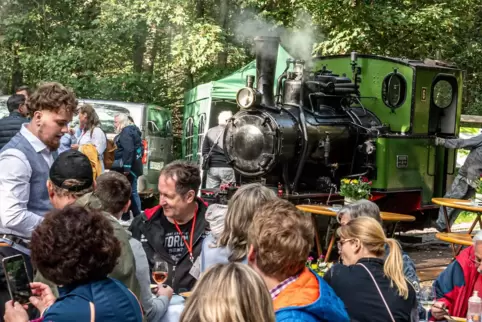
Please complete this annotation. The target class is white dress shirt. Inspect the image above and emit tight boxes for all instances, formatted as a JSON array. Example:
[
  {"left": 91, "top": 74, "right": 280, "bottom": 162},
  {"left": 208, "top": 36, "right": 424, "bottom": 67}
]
[{"left": 0, "top": 124, "right": 54, "bottom": 238}]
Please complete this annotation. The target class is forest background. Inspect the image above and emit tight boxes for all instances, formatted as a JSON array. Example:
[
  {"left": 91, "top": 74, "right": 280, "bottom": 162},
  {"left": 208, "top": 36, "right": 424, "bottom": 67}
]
[{"left": 0, "top": 0, "right": 481, "bottom": 137}]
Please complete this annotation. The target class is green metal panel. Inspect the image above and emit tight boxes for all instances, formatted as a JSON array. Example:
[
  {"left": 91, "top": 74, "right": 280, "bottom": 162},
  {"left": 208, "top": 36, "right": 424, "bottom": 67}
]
[
  {"left": 313, "top": 57, "right": 414, "bottom": 132},
  {"left": 373, "top": 138, "right": 435, "bottom": 204}
]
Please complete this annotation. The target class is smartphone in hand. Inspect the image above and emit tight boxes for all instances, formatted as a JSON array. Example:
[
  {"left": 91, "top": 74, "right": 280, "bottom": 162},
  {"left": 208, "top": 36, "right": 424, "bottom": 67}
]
[{"left": 2, "top": 254, "right": 32, "bottom": 304}]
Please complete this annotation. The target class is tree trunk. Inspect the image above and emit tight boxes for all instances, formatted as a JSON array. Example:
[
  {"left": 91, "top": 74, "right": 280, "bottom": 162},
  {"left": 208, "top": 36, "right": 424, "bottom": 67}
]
[
  {"left": 196, "top": 0, "right": 204, "bottom": 18},
  {"left": 217, "top": 0, "right": 228, "bottom": 67},
  {"left": 133, "top": 20, "right": 148, "bottom": 74},
  {"left": 11, "top": 43, "right": 23, "bottom": 93},
  {"left": 147, "top": 28, "right": 161, "bottom": 83}
]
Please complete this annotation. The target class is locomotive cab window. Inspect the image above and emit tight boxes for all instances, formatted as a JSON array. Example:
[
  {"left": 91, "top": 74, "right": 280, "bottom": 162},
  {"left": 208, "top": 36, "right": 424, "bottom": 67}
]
[
  {"left": 382, "top": 72, "right": 407, "bottom": 109},
  {"left": 428, "top": 74, "right": 458, "bottom": 135},
  {"left": 433, "top": 79, "right": 453, "bottom": 109},
  {"left": 185, "top": 117, "right": 194, "bottom": 161}
]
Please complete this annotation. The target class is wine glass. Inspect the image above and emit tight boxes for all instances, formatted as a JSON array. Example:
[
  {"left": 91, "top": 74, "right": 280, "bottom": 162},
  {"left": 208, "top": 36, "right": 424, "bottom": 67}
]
[
  {"left": 420, "top": 285, "right": 435, "bottom": 322},
  {"left": 152, "top": 259, "right": 169, "bottom": 285}
]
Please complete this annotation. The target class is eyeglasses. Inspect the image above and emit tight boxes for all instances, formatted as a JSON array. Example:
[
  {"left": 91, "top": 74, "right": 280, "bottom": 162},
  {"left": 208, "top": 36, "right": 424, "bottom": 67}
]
[{"left": 337, "top": 239, "right": 355, "bottom": 249}]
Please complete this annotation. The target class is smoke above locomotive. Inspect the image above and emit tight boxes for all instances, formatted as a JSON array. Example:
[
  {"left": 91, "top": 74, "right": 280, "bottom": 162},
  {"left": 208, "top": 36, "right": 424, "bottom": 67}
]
[{"left": 223, "top": 36, "right": 381, "bottom": 195}]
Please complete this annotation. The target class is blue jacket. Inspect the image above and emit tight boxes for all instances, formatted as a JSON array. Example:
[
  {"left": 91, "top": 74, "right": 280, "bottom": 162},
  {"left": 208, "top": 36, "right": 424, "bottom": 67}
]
[
  {"left": 42, "top": 278, "right": 142, "bottom": 322},
  {"left": 275, "top": 268, "right": 349, "bottom": 322}
]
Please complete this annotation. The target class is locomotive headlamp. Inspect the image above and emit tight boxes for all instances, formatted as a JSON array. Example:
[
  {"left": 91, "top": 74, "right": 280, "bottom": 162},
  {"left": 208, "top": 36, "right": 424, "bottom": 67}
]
[{"left": 236, "top": 87, "right": 259, "bottom": 109}]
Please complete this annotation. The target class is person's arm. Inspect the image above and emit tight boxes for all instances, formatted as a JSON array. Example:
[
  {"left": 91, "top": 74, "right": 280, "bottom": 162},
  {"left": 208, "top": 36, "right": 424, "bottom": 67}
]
[
  {"left": 432, "top": 260, "right": 465, "bottom": 319},
  {"left": 401, "top": 253, "right": 424, "bottom": 319},
  {"left": 443, "top": 134, "right": 482, "bottom": 150},
  {"left": 201, "top": 129, "right": 212, "bottom": 156},
  {"left": 119, "top": 130, "right": 136, "bottom": 174},
  {"left": 129, "top": 238, "right": 170, "bottom": 322},
  {"left": 0, "top": 150, "right": 44, "bottom": 238},
  {"left": 91, "top": 127, "right": 107, "bottom": 156}
]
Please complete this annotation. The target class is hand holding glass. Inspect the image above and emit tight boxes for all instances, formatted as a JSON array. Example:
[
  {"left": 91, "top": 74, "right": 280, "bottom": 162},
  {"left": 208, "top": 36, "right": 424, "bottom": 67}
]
[
  {"left": 152, "top": 260, "right": 168, "bottom": 284},
  {"left": 420, "top": 285, "right": 435, "bottom": 322}
]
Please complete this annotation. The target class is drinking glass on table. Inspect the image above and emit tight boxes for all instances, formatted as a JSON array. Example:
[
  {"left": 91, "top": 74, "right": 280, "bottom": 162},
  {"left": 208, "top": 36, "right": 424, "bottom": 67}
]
[
  {"left": 152, "top": 259, "right": 169, "bottom": 284},
  {"left": 420, "top": 285, "right": 435, "bottom": 322}
]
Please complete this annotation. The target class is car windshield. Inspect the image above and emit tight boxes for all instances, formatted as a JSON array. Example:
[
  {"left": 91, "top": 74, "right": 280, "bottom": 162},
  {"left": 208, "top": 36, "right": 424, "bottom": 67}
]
[{"left": 73, "top": 103, "right": 130, "bottom": 134}]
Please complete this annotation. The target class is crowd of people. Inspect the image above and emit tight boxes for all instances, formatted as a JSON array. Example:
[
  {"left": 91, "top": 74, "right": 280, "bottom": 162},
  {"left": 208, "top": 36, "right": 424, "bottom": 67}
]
[{"left": 0, "top": 81, "right": 478, "bottom": 322}]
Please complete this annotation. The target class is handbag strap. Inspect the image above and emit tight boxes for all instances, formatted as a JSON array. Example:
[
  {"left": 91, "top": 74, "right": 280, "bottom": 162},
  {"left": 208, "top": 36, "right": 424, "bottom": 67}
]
[
  {"left": 357, "top": 263, "right": 395, "bottom": 322},
  {"left": 205, "top": 128, "right": 224, "bottom": 159},
  {"left": 89, "top": 302, "right": 95, "bottom": 322}
]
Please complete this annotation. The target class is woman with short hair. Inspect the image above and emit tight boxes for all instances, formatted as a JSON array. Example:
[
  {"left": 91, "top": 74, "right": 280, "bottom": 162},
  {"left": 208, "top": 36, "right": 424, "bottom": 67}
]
[
  {"left": 324, "top": 217, "right": 417, "bottom": 322},
  {"left": 180, "top": 263, "right": 275, "bottom": 322},
  {"left": 200, "top": 183, "right": 277, "bottom": 273},
  {"left": 4, "top": 205, "right": 143, "bottom": 322}
]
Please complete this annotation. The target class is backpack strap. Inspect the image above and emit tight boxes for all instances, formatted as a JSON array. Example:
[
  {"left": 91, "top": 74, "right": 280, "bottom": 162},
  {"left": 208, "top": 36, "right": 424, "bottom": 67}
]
[{"left": 357, "top": 263, "right": 395, "bottom": 322}]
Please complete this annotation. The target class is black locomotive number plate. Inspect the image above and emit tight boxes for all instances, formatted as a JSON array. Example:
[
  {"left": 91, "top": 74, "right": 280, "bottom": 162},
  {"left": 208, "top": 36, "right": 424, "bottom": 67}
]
[{"left": 397, "top": 155, "right": 408, "bottom": 168}]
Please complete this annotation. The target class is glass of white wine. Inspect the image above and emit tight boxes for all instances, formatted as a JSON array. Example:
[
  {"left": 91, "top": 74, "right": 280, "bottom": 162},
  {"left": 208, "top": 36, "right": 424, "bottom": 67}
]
[{"left": 420, "top": 285, "right": 435, "bottom": 322}]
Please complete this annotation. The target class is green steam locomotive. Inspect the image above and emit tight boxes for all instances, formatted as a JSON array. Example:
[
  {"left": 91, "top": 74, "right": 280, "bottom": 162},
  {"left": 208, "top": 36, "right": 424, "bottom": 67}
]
[{"left": 182, "top": 37, "right": 463, "bottom": 226}]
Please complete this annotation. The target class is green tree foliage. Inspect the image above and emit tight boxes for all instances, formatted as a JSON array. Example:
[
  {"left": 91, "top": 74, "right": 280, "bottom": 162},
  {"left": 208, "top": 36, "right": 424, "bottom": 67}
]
[{"left": 0, "top": 0, "right": 481, "bottom": 134}]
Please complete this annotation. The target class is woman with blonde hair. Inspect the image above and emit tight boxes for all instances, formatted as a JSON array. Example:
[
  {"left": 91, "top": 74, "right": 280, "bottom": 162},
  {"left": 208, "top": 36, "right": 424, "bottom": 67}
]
[
  {"left": 199, "top": 183, "right": 277, "bottom": 273},
  {"left": 180, "top": 263, "right": 275, "bottom": 322},
  {"left": 324, "top": 217, "right": 417, "bottom": 322}
]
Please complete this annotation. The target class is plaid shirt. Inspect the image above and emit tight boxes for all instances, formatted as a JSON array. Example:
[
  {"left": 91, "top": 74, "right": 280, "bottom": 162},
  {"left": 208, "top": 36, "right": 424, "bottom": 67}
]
[{"left": 270, "top": 274, "right": 300, "bottom": 300}]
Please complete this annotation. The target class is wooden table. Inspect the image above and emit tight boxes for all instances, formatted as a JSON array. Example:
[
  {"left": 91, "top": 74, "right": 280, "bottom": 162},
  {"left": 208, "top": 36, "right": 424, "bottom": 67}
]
[
  {"left": 432, "top": 198, "right": 482, "bottom": 256},
  {"left": 432, "top": 198, "right": 482, "bottom": 233},
  {"left": 436, "top": 232, "right": 473, "bottom": 247},
  {"left": 296, "top": 204, "right": 415, "bottom": 262}
]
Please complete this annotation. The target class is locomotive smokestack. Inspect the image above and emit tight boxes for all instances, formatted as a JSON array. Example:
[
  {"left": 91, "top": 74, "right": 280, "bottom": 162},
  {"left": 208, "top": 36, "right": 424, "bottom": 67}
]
[{"left": 255, "top": 36, "right": 280, "bottom": 107}]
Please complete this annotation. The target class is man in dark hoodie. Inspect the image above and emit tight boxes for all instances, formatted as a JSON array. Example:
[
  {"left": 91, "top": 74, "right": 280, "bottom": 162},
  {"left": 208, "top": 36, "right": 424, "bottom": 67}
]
[
  {"left": 130, "top": 160, "right": 209, "bottom": 294},
  {"left": 114, "top": 112, "right": 144, "bottom": 220}
]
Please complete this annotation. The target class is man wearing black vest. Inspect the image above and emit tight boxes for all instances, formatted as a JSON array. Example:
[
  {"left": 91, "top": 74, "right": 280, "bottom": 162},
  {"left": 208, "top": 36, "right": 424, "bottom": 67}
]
[{"left": 0, "top": 94, "right": 29, "bottom": 150}]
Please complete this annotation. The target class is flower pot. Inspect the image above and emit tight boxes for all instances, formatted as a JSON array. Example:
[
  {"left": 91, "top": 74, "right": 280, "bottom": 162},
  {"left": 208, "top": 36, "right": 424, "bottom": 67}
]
[{"left": 344, "top": 197, "right": 356, "bottom": 205}]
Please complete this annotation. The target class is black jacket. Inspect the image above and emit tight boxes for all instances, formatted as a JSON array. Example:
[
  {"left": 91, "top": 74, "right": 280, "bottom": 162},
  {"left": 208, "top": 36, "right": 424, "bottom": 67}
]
[
  {"left": 201, "top": 125, "right": 230, "bottom": 168},
  {"left": 324, "top": 258, "right": 417, "bottom": 322},
  {"left": 129, "top": 199, "right": 209, "bottom": 293},
  {"left": 114, "top": 125, "right": 143, "bottom": 177},
  {"left": 0, "top": 111, "right": 28, "bottom": 151}
]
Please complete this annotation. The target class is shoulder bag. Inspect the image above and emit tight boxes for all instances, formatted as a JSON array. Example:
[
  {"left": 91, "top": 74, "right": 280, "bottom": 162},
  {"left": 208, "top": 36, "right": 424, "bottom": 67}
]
[{"left": 202, "top": 129, "right": 224, "bottom": 171}]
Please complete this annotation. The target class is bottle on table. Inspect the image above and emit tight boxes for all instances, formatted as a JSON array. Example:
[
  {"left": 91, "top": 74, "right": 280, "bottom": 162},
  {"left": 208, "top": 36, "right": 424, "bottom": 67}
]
[{"left": 467, "top": 290, "right": 482, "bottom": 322}]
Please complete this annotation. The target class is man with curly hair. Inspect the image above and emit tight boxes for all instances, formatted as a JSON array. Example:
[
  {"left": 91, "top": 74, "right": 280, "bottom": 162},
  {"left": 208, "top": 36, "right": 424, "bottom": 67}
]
[{"left": 0, "top": 82, "right": 77, "bottom": 240}]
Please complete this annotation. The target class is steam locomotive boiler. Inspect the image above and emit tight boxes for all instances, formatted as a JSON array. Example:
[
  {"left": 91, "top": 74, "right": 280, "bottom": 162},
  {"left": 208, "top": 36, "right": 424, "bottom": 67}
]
[{"left": 223, "top": 36, "right": 382, "bottom": 195}]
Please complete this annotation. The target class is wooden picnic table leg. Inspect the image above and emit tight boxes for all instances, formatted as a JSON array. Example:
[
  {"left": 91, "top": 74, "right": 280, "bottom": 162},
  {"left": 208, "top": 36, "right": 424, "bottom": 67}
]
[
  {"left": 442, "top": 205, "right": 458, "bottom": 257},
  {"left": 325, "top": 233, "right": 336, "bottom": 263},
  {"left": 311, "top": 214, "right": 322, "bottom": 258},
  {"left": 443, "top": 206, "right": 451, "bottom": 233}
]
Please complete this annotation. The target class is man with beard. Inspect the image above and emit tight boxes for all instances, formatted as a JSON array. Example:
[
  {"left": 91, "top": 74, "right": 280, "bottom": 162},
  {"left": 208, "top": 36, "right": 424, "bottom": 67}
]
[
  {"left": 0, "top": 82, "right": 76, "bottom": 321},
  {"left": 0, "top": 82, "right": 77, "bottom": 239}
]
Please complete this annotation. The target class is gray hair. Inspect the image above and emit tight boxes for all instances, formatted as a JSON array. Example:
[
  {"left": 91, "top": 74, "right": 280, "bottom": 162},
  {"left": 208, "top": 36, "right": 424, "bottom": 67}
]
[
  {"left": 218, "top": 111, "right": 233, "bottom": 126},
  {"left": 337, "top": 199, "right": 382, "bottom": 224},
  {"left": 474, "top": 231, "right": 482, "bottom": 244},
  {"left": 115, "top": 113, "right": 129, "bottom": 130}
]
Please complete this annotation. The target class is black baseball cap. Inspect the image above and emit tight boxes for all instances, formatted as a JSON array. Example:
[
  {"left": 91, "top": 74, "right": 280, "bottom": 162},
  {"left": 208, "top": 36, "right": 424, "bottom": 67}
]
[{"left": 49, "top": 150, "right": 93, "bottom": 192}]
